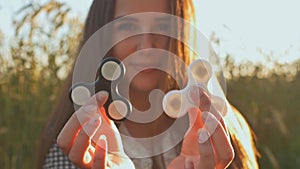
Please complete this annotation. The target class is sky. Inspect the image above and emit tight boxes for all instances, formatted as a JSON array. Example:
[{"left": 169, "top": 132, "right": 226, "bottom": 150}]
[{"left": 0, "top": 0, "right": 299, "bottom": 64}]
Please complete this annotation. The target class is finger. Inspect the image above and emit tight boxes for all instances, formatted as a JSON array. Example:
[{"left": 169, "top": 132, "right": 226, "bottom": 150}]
[
  {"left": 208, "top": 105, "right": 228, "bottom": 135},
  {"left": 57, "top": 91, "right": 108, "bottom": 154},
  {"left": 198, "top": 128, "right": 216, "bottom": 169},
  {"left": 202, "top": 112, "right": 234, "bottom": 168},
  {"left": 93, "top": 118, "right": 125, "bottom": 154},
  {"left": 68, "top": 114, "right": 102, "bottom": 168},
  {"left": 187, "top": 108, "right": 203, "bottom": 133},
  {"left": 185, "top": 157, "right": 194, "bottom": 169},
  {"left": 188, "top": 85, "right": 227, "bottom": 131},
  {"left": 83, "top": 90, "right": 109, "bottom": 108},
  {"left": 57, "top": 105, "right": 99, "bottom": 154},
  {"left": 188, "top": 85, "right": 211, "bottom": 112},
  {"left": 181, "top": 108, "right": 203, "bottom": 156},
  {"left": 76, "top": 91, "right": 109, "bottom": 123},
  {"left": 92, "top": 135, "right": 108, "bottom": 169},
  {"left": 211, "top": 96, "right": 227, "bottom": 116},
  {"left": 188, "top": 85, "right": 228, "bottom": 135}
]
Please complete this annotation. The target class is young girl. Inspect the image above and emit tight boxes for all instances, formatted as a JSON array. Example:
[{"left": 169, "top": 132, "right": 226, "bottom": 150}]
[{"left": 37, "top": 0, "right": 259, "bottom": 168}]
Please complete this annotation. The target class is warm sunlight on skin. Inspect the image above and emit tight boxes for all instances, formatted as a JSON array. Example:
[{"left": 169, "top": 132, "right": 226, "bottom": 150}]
[
  {"left": 84, "top": 149, "right": 93, "bottom": 165},
  {"left": 181, "top": 108, "right": 204, "bottom": 156},
  {"left": 83, "top": 144, "right": 96, "bottom": 165}
]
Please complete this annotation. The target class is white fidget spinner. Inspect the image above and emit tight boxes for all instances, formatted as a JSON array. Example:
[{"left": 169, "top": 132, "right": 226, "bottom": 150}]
[{"left": 162, "top": 59, "right": 227, "bottom": 118}]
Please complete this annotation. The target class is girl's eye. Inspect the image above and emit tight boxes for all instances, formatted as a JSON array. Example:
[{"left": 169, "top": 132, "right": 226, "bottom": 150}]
[
  {"left": 117, "top": 22, "right": 138, "bottom": 31},
  {"left": 154, "top": 23, "right": 170, "bottom": 33}
]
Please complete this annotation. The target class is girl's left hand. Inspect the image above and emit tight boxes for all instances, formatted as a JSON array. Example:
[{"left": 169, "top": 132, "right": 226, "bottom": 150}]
[{"left": 168, "top": 88, "right": 234, "bottom": 169}]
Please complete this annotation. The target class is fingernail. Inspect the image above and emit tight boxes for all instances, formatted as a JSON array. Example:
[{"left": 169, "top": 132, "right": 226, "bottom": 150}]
[
  {"left": 83, "top": 105, "right": 98, "bottom": 113},
  {"left": 99, "top": 134, "right": 107, "bottom": 141},
  {"left": 83, "top": 114, "right": 101, "bottom": 137},
  {"left": 96, "top": 91, "right": 109, "bottom": 101},
  {"left": 198, "top": 128, "right": 210, "bottom": 144},
  {"left": 97, "top": 134, "right": 107, "bottom": 150}
]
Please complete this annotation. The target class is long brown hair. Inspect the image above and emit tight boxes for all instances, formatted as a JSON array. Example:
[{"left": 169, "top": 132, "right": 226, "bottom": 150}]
[{"left": 36, "top": 0, "right": 259, "bottom": 168}]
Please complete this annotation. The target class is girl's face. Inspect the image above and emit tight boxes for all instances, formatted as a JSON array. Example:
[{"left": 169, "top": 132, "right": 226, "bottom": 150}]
[{"left": 111, "top": 0, "right": 171, "bottom": 92}]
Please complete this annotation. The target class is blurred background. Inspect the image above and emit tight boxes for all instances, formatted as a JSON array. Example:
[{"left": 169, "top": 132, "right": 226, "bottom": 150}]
[{"left": 0, "top": 0, "right": 299, "bottom": 168}]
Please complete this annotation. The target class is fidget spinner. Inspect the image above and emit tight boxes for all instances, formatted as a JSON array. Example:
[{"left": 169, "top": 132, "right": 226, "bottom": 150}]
[
  {"left": 163, "top": 59, "right": 227, "bottom": 118},
  {"left": 69, "top": 57, "right": 132, "bottom": 121}
]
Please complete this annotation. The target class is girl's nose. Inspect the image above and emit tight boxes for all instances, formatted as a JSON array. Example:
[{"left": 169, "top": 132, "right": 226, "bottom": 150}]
[{"left": 137, "top": 33, "right": 154, "bottom": 50}]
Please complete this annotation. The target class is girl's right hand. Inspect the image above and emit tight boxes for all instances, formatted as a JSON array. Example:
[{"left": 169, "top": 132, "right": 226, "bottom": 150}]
[{"left": 57, "top": 91, "right": 135, "bottom": 169}]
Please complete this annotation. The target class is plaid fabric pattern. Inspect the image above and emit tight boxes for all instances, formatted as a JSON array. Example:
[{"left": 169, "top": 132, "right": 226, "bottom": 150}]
[
  {"left": 43, "top": 141, "right": 180, "bottom": 169},
  {"left": 43, "top": 143, "right": 80, "bottom": 169}
]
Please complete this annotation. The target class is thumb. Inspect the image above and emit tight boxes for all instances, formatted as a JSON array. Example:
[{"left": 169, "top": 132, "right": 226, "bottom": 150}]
[
  {"left": 94, "top": 106, "right": 125, "bottom": 156},
  {"left": 92, "top": 135, "right": 108, "bottom": 169}
]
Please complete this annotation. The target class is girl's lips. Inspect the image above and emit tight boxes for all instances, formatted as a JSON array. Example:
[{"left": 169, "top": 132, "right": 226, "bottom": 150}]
[
  {"left": 140, "top": 67, "right": 157, "bottom": 73},
  {"left": 129, "top": 63, "right": 161, "bottom": 73}
]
